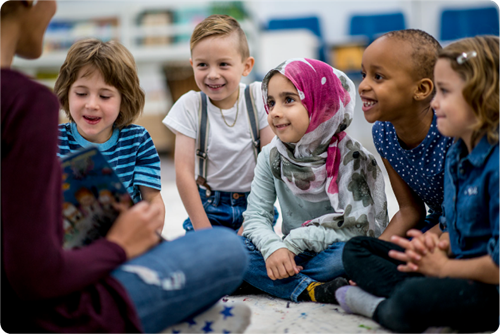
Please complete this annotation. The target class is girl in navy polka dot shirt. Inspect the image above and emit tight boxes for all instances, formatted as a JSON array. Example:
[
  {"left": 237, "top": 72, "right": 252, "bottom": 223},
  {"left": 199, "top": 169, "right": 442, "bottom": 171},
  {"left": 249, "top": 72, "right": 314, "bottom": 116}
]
[
  {"left": 358, "top": 29, "right": 453, "bottom": 241},
  {"left": 337, "top": 35, "right": 499, "bottom": 334}
]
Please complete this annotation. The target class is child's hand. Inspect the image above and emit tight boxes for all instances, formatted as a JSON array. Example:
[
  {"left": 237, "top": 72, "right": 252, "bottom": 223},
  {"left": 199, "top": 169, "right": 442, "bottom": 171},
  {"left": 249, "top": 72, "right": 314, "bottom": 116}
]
[
  {"left": 390, "top": 232, "right": 450, "bottom": 276},
  {"left": 389, "top": 229, "right": 449, "bottom": 266},
  {"left": 265, "top": 248, "right": 303, "bottom": 280},
  {"left": 398, "top": 238, "right": 450, "bottom": 277},
  {"left": 389, "top": 229, "right": 434, "bottom": 263},
  {"left": 106, "top": 201, "right": 163, "bottom": 259}
]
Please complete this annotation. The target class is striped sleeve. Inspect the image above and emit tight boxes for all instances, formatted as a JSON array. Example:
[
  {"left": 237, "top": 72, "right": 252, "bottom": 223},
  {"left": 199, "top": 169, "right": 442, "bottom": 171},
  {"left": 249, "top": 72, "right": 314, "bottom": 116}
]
[
  {"left": 58, "top": 123, "right": 81, "bottom": 158},
  {"left": 126, "top": 126, "right": 161, "bottom": 191},
  {"left": 58, "top": 123, "right": 71, "bottom": 158}
]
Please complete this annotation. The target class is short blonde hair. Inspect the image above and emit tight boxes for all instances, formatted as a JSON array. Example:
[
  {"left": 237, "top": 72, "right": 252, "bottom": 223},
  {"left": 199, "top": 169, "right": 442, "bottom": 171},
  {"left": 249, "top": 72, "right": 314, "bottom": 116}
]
[
  {"left": 190, "top": 14, "right": 249, "bottom": 60},
  {"left": 54, "top": 38, "right": 145, "bottom": 129},
  {"left": 439, "top": 35, "right": 499, "bottom": 145}
]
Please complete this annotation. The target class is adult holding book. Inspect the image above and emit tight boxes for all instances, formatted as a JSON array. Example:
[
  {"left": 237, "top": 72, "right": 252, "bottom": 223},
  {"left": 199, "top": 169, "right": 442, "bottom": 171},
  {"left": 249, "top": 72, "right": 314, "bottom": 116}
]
[{"left": 1, "top": 1, "right": 250, "bottom": 333}]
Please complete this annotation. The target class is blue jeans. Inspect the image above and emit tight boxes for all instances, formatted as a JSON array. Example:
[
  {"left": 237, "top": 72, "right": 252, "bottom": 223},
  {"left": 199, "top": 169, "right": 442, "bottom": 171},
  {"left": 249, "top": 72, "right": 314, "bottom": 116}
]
[
  {"left": 183, "top": 187, "right": 279, "bottom": 232},
  {"left": 242, "top": 237, "right": 345, "bottom": 302},
  {"left": 111, "top": 228, "right": 248, "bottom": 333}
]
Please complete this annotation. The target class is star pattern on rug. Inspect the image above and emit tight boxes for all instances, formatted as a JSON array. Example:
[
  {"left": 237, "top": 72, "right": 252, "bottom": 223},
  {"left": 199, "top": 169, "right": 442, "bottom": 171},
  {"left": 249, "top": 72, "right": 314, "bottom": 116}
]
[
  {"left": 220, "top": 306, "right": 234, "bottom": 320},
  {"left": 186, "top": 318, "right": 197, "bottom": 327},
  {"left": 202, "top": 321, "right": 213, "bottom": 333}
]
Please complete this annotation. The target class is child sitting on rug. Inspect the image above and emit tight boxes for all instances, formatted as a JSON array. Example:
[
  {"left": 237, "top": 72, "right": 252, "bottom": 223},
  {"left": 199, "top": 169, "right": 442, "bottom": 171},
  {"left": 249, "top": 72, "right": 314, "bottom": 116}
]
[
  {"left": 358, "top": 29, "right": 454, "bottom": 240},
  {"left": 241, "top": 58, "right": 389, "bottom": 303},
  {"left": 337, "top": 35, "right": 499, "bottom": 333}
]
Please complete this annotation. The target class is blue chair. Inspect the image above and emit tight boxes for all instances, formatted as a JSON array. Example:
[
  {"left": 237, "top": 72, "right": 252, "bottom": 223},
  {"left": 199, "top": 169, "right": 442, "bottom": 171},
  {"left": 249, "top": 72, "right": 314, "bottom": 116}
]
[
  {"left": 440, "top": 6, "right": 499, "bottom": 41},
  {"left": 349, "top": 12, "right": 406, "bottom": 43},
  {"left": 266, "top": 16, "right": 326, "bottom": 62}
]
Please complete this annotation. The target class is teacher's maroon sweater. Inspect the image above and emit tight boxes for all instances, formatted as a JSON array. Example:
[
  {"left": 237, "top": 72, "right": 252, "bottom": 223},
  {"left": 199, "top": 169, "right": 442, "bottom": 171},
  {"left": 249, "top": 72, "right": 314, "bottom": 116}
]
[{"left": 1, "top": 69, "right": 142, "bottom": 333}]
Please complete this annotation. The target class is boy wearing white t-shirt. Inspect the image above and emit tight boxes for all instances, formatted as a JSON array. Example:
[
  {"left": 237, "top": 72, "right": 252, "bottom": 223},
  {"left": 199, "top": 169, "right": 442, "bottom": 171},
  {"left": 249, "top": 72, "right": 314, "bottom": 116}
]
[{"left": 163, "top": 14, "right": 274, "bottom": 233}]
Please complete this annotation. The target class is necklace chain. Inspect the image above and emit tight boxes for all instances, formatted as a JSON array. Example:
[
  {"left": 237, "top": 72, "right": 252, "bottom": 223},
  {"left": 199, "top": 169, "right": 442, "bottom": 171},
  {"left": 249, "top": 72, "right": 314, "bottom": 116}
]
[{"left": 218, "top": 90, "right": 239, "bottom": 127}]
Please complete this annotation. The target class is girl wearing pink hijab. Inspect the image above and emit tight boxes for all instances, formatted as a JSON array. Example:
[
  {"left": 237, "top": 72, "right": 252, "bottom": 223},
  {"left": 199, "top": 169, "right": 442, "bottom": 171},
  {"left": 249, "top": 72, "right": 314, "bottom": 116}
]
[{"left": 240, "top": 58, "right": 388, "bottom": 303}]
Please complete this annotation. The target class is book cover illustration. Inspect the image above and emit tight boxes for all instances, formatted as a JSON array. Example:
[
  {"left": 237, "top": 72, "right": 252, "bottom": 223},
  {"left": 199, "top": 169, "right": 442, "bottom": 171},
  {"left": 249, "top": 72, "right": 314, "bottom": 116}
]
[{"left": 61, "top": 146, "right": 133, "bottom": 249}]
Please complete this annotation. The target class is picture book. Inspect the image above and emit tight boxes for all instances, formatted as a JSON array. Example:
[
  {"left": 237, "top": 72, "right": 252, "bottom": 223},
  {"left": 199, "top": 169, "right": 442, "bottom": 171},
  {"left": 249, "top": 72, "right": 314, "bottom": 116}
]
[{"left": 61, "top": 146, "right": 133, "bottom": 249}]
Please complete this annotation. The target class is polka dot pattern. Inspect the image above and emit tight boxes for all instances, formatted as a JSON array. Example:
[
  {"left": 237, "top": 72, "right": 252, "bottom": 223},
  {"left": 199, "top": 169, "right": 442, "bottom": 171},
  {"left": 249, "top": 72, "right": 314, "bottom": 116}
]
[{"left": 372, "top": 115, "right": 454, "bottom": 212}]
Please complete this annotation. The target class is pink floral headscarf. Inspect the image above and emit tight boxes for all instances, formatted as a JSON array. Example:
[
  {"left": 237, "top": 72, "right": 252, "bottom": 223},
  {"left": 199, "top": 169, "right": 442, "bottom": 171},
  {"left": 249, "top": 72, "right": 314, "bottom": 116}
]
[{"left": 262, "top": 58, "right": 388, "bottom": 236}]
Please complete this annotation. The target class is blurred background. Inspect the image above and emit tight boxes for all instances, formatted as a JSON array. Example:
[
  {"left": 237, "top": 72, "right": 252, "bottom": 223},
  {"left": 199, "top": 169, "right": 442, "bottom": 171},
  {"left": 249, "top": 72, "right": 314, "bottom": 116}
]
[
  {"left": 12, "top": 0, "right": 499, "bottom": 155},
  {"left": 12, "top": 0, "right": 499, "bottom": 239}
]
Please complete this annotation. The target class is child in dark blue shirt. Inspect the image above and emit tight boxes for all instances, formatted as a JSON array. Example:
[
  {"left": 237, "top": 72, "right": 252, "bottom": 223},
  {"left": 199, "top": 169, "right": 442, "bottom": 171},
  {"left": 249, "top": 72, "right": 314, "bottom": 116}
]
[
  {"left": 337, "top": 35, "right": 499, "bottom": 333},
  {"left": 359, "top": 29, "right": 454, "bottom": 240}
]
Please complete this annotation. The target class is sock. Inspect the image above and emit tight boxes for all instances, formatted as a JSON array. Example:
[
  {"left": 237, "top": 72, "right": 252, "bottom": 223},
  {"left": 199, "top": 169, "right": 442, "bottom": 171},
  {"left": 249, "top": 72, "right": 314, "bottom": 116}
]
[
  {"left": 162, "top": 300, "right": 251, "bottom": 333},
  {"left": 335, "top": 286, "right": 385, "bottom": 318},
  {"left": 298, "top": 277, "right": 349, "bottom": 303}
]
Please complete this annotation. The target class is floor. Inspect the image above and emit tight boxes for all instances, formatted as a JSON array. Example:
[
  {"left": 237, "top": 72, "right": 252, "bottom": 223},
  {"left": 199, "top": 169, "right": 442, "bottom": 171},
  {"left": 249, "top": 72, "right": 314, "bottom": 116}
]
[{"left": 223, "top": 295, "right": 390, "bottom": 334}]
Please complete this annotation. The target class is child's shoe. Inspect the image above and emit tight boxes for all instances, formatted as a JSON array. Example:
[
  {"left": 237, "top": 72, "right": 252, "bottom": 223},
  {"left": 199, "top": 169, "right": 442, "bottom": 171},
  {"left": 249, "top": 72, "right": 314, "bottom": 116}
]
[
  {"left": 162, "top": 300, "right": 251, "bottom": 333},
  {"left": 298, "top": 276, "right": 349, "bottom": 303}
]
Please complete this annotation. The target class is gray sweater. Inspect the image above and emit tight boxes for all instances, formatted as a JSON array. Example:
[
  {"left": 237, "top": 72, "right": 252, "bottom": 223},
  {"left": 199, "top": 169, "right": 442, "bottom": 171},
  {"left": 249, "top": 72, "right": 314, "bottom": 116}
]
[{"left": 243, "top": 145, "right": 363, "bottom": 260}]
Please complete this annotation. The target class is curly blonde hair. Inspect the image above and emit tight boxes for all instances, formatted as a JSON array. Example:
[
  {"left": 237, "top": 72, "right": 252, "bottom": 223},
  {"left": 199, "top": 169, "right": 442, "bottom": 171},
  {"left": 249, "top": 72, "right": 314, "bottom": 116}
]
[
  {"left": 190, "top": 14, "right": 249, "bottom": 60},
  {"left": 54, "top": 38, "right": 145, "bottom": 129},
  {"left": 438, "top": 35, "right": 499, "bottom": 145}
]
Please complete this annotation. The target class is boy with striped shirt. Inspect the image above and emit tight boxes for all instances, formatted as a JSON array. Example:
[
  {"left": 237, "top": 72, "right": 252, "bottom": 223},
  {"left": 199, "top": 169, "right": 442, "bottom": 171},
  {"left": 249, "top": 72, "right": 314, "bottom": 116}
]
[{"left": 55, "top": 38, "right": 164, "bottom": 225}]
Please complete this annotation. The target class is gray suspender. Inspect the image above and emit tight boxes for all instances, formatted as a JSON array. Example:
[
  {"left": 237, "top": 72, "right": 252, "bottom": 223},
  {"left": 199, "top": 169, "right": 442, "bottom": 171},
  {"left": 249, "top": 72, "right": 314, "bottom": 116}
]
[
  {"left": 196, "top": 85, "right": 260, "bottom": 195},
  {"left": 244, "top": 84, "right": 261, "bottom": 158},
  {"left": 195, "top": 90, "right": 210, "bottom": 192}
]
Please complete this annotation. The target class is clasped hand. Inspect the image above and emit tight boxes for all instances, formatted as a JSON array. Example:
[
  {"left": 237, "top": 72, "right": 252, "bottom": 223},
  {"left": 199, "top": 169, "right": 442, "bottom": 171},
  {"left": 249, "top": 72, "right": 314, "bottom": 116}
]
[
  {"left": 389, "top": 229, "right": 450, "bottom": 277},
  {"left": 265, "top": 248, "right": 303, "bottom": 280}
]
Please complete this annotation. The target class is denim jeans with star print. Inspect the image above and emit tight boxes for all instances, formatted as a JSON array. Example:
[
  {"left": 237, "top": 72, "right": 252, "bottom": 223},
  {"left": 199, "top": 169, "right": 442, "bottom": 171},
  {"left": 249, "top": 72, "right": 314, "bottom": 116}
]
[
  {"left": 111, "top": 228, "right": 248, "bottom": 332},
  {"left": 242, "top": 236, "right": 345, "bottom": 302}
]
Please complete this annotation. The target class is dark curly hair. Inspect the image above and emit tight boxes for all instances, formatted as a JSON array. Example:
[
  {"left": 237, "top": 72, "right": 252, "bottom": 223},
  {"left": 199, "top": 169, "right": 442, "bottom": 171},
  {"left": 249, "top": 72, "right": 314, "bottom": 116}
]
[{"left": 381, "top": 29, "right": 442, "bottom": 88}]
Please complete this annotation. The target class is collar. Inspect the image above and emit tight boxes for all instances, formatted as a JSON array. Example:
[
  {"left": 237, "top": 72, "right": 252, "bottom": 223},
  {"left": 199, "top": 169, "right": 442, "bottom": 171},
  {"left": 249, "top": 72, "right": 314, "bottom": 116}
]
[
  {"left": 448, "top": 135, "right": 498, "bottom": 168},
  {"left": 70, "top": 122, "right": 119, "bottom": 151}
]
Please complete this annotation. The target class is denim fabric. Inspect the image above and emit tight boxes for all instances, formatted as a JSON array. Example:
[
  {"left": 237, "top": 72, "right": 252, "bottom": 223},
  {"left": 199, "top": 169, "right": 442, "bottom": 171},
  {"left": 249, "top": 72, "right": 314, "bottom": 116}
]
[
  {"left": 242, "top": 237, "right": 345, "bottom": 302},
  {"left": 442, "top": 137, "right": 499, "bottom": 264},
  {"left": 417, "top": 209, "right": 441, "bottom": 232},
  {"left": 183, "top": 187, "right": 279, "bottom": 232},
  {"left": 111, "top": 228, "right": 248, "bottom": 333}
]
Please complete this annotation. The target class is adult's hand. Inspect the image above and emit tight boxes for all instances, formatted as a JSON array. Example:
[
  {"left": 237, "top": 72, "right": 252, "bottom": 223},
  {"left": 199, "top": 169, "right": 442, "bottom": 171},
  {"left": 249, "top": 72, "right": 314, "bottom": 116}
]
[{"left": 106, "top": 201, "right": 163, "bottom": 259}]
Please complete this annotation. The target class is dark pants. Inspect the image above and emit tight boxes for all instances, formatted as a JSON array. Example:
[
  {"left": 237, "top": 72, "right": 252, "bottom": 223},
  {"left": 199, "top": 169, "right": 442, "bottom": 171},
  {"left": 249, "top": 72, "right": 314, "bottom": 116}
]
[{"left": 343, "top": 236, "right": 499, "bottom": 333}]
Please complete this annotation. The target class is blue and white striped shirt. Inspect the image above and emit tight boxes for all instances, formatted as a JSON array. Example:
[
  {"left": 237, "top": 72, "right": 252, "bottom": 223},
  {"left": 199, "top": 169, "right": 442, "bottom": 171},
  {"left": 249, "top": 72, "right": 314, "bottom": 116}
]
[{"left": 58, "top": 122, "right": 161, "bottom": 203}]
